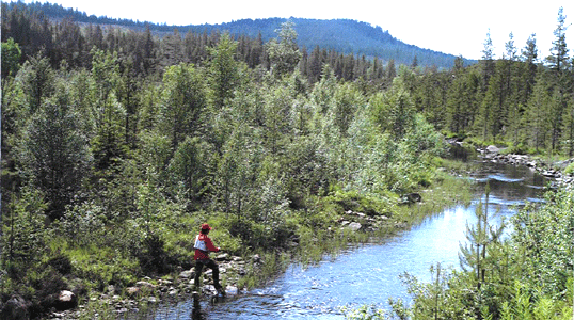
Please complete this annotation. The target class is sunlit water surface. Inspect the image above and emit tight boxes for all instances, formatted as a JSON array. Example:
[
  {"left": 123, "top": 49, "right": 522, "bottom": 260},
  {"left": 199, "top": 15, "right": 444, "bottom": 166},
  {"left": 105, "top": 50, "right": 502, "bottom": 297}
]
[{"left": 132, "top": 160, "right": 547, "bottom": 319}]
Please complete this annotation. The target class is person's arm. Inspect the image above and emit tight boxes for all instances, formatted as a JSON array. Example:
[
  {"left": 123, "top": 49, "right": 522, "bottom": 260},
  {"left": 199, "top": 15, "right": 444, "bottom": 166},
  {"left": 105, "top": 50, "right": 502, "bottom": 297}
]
[{"left": 204, "top": 237, "right": 220, "bottom": 253}]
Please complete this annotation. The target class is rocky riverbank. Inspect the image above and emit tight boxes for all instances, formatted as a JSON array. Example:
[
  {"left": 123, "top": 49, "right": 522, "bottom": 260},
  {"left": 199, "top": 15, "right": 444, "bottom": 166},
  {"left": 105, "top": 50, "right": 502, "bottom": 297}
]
[
  {"left": 46, "top": 254, "right": 255, "bottom": 320},
  {"left": 480, "top": 147, "right": 574, "bottom": 187},
  {"left": 35, "top": 170, "right": 471, "bottom": 320}
]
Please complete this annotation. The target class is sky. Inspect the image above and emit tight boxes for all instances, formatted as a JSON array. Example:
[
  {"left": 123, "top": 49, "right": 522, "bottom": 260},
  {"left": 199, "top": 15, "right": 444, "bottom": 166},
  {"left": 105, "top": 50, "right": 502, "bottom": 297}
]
[{"left": 24, "top": 0, "right": 573, "bottom": 61}]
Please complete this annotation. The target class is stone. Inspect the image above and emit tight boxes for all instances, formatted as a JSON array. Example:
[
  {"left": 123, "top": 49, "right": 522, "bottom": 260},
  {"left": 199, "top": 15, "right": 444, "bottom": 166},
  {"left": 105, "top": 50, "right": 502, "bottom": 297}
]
[
  {"left": 136, "top": 282, "right": 157, "bottom": 291},
  {"left": 347, "top": 222, "right": 362, "bottom": 231},
  {"left": 0, "top": 295, "right": 30, "bottom": 320},
  {"left": 158, "top": 279, "right": 173, "bottom": 286},
  {"left": 55, "top": 290, "right": 77, "bottom": 310},
  {"left": 486, "top": 145, "right": 499, "bottom": 154},
  {"left": 147, "top": 297, "right": 158, "bottom": 304},
  {"left": 216, "top": 253, "right": 229, "bottom": 261},
  {"left": 125, "top": 287, "right": 140, "bottom": 298},
  {"left": 179, "top": 270, "right": 194, "bottom": 279}
]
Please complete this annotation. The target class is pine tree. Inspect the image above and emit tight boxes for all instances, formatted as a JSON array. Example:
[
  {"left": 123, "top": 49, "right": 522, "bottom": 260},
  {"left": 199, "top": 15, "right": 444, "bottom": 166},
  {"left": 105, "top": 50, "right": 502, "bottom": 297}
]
[
  {"left": 208, "top": 33, "right": 240, "bottom": 109},
  {"left": 545, "top": 7, "right": 571, "bottom": 152},
  {"left": 267, "top": 20, "right": 302, "bottom": 78},
  {"left": 1, "top": 37, "right": 21, "bottom": 78},
  {"left": 18, "top": 103, "right": 90, "bottom": 220},
  {"left": 459, "top": 182, "right": 505, "bottom": 319},
  {"left": 159, "top": 63, "right": 207, "bottom": 152},
  {"left": 481, "top": 29, "right": 495, "bottom": 91},
  {"left": 524, "top": 71, "right": 552, "bottom": 151}
]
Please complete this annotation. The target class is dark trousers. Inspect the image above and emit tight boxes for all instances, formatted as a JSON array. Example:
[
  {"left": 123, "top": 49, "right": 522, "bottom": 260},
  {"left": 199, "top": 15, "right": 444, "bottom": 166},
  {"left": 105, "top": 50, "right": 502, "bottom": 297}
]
[{"left": 194, "top": 259, "right": 221, "bottom": 289}]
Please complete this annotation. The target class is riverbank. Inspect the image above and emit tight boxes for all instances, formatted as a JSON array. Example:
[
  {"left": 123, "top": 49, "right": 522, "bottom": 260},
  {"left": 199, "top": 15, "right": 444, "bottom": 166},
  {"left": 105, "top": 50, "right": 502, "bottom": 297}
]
[
  {"left": 481, "top": 150, "right": 574, "bottom": 187},
  {"left": 41, "top": 169, "right": 472, "bottom": 320}
]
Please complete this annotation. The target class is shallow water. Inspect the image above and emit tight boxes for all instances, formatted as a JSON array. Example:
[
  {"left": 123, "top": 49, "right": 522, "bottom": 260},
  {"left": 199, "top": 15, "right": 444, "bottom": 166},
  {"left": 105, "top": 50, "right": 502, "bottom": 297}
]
[{"left": 137, "top": 160, "right": 548, "bottom": 319}]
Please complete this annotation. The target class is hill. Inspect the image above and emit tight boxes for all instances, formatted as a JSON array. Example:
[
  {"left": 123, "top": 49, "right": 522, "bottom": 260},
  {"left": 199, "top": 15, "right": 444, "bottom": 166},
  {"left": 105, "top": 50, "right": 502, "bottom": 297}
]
[
  {"left": 183, "top": 18, "right": 475, "bottom": 69},
  {"left": 3, "top": 1, "right": 475, "bottom": 69}
]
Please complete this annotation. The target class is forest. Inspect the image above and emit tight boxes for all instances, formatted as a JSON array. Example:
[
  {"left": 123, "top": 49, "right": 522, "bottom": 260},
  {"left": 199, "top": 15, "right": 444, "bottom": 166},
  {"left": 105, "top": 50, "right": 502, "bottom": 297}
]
[
  {"left": 1, "top": 1, "right": 470, "bottom": 68},
  {"left": 1, "top": 2, "right": 573, "bottom": 320}
]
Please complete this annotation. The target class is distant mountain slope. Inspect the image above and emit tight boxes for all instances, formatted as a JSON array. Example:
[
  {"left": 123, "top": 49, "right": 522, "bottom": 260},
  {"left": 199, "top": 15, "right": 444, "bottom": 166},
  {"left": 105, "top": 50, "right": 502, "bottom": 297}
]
[{"left": 4, "top": 1, "right": 475, "bottom": 68}]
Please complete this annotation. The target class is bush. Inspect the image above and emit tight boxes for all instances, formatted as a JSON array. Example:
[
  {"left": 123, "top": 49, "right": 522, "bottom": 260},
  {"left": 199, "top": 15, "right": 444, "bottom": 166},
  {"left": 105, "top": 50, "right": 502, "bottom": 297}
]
[
  {"left": 226, "top": 218, "right": 295, "bottom": 251},
  {"left": 564, "top": 162, "right": 574, "bottom": 175},
  {"left": 45, "top": 253, "right": 72, "bottom": 276},
  {"left": 134, "top": 232, "right": 170, "bottom": 274}
]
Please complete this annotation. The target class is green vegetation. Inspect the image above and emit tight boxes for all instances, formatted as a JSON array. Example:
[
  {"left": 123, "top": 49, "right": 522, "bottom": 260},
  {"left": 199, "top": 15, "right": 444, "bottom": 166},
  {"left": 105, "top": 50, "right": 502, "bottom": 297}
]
[
  {"left": 1, "top": 3, "right": 572, "bottom": 320},
  {"left": 0, "top": 15, "right": 460, "bottom": 319},
  {"left": 1, "top": 2, "right": 469, "bottom": 69},
  {"left": 384, "top": 188, "right": 574, "bottom": 320}
]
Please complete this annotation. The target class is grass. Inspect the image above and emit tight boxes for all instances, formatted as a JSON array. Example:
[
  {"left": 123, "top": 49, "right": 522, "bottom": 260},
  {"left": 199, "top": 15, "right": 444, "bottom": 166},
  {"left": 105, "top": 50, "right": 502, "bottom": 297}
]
[{"left": 1, "top": 160, "right": 475, "bottom": 320}]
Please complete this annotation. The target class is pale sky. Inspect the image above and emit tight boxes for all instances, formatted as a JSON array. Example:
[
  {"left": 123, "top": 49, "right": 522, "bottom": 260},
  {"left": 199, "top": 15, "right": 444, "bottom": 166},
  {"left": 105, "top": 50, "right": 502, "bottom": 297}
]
[{"left": 25, "top": 0, "right": 573, "bottom": 61}]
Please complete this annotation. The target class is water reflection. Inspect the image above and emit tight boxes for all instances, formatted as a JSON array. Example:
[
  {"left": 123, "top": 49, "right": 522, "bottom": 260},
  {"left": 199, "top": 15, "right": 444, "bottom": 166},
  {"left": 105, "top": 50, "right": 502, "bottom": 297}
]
[{"left": 139, "top": 160, "right": 548, "bottom": 320}]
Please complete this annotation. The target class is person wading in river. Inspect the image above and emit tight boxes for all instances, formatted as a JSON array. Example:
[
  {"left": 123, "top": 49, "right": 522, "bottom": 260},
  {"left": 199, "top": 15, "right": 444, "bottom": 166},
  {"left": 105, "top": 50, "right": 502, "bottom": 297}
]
[{"left": 194, "top": 223, "right": 225, "bottom": 296}]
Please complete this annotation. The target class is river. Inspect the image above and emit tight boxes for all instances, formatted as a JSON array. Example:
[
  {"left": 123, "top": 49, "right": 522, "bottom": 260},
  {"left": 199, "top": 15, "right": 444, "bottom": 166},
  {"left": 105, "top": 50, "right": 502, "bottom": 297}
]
[{"left": 137, "top": 159, "right": 548, "bottom": 320}]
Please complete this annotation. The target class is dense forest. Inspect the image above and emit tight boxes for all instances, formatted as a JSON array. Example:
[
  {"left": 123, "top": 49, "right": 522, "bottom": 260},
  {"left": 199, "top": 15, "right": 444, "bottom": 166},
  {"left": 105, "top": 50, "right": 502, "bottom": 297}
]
[
  {"left": 1, "top": 1, "right": 471, "bottom": 68},
  {"left": 1, "top": 2, "right": 573, "bottom": 320}
]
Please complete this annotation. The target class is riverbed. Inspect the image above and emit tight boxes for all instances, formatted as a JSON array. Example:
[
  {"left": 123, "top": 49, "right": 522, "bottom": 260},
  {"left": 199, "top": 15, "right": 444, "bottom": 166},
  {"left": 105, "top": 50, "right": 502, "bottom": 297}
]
[{"left": 139, "top": 159, "right": 548, "bottom": 320}]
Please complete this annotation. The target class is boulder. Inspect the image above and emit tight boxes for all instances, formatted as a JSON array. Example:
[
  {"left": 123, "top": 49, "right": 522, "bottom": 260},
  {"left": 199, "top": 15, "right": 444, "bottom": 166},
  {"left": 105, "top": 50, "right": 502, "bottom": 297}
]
[
  {"left": 347, "top": 222, "right": 362, "bottom": 231},
  {"left": 0, "top": 295, "right": 30, "bottom": 320},
  {"left": 55, "top": 290, "right": 77, "bottom": 310},
  {"left": 486, "top": 145, "right": 499, "bottom": 154}
]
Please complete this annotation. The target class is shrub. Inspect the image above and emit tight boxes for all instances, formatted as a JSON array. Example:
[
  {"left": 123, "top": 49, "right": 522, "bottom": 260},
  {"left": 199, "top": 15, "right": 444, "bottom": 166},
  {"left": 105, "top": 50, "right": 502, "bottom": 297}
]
[
  {"left": 133, "top": 232, "right": 170, "bottom": 275},
  {"left": 45, "top": 253, "right": 72, "bottom": 276},
  {"left": 564, "top": 162, "right": 574, "bottom": 175}
]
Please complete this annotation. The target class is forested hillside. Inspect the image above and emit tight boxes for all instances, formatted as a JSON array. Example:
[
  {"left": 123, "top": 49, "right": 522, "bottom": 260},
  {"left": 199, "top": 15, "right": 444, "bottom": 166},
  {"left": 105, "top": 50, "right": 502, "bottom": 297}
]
[
  {"left": 0, "top": 2, "right": 573, "bottom": 320},
  {"left": 1, "top": 1, "right": 471, "bottom": 68}
]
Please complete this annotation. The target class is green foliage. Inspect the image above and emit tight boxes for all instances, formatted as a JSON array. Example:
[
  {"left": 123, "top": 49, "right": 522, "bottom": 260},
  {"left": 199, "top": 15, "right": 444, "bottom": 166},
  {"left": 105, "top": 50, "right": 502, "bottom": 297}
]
[
  {"left": 207, "top": 33, "right": 241, "bottom": 108},
  {"left": 15, "top": 52, "right": 54, "bottom": 113},
  {"left": 398, "top": 188, "right": 574, "bottom": 320},
  {"left": 1, "top": 186, "right": 47, "bottom": 268},
  {"left": 16, "top": 102, "right": 91, "bottom": 220},
  {"left": 370, "top": 72, "right": 416, "bottom": 140},
  {"left": 159, "top": 63, "right": 207, "bottom": 150},
  {"left": 343, "top": 305, "right": 388, "bottom": 319},
  {"left": 168, "top": 137, "right": 211, "bottom": 204},
  {"left": 510, "top": 189, "right": 573, "bottom": 297},
  {"left": 267, "top": 20, "right": 302, "bottom": 78},
  {"left": 1, "top": 38, "right": 21, "bottom": 77},
  {"left": 7, "top": 10, "right": 572, "bottom": 317}
]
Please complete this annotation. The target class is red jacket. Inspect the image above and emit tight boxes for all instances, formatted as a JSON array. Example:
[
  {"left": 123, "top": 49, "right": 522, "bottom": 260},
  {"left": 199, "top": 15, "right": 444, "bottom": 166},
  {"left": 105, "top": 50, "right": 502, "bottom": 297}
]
[{"left": 194, "top": 234, "right": 220, "bottom": 260}]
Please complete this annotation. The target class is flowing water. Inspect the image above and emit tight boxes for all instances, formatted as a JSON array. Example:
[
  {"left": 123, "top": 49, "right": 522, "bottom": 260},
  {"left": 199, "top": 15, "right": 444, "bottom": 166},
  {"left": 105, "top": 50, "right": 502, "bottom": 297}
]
[{"left": 136, "top": 160, "right": 549, "bottom": 320}]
